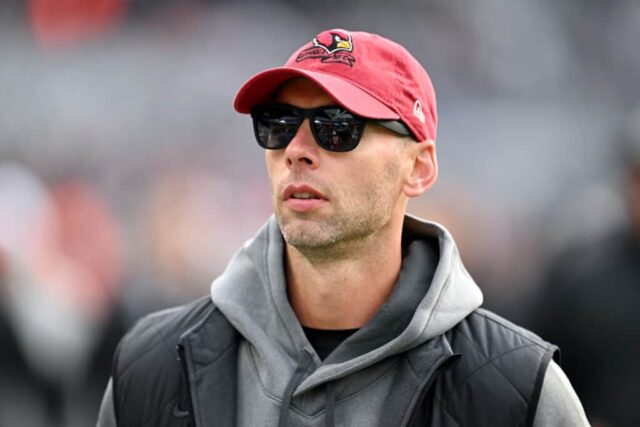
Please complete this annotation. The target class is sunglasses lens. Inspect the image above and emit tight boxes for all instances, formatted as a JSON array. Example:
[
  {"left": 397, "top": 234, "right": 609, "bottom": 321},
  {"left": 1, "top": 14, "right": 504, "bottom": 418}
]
[
  {"left": 313, "top": 108, "right": 365, "bottom": 152},
  {"left": 253, "top": 106, "right": 301, "bottom": 149}
]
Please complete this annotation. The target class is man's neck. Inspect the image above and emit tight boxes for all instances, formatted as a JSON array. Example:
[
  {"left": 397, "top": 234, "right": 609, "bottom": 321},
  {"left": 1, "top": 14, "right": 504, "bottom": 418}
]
[{"left": 285, "top": 224, "right": 403, "bottom": 330}]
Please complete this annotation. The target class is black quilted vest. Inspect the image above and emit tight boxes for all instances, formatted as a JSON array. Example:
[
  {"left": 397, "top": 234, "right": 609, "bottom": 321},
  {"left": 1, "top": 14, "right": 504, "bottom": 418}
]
[{"left": 112, "top": 297, "right": 557, "bottom": 427}]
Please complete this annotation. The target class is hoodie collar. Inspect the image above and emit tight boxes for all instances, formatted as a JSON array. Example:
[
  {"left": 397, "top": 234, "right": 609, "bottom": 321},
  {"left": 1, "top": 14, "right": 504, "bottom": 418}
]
[{"left": 210, "top": 214, "right": 483, "bottom": 394}]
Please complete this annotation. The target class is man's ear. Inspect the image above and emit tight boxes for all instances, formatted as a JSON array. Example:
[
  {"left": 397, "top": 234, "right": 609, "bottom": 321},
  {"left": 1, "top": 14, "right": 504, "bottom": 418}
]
[{"left": 403, "top": 139, "right": 438, "bottom": 198}]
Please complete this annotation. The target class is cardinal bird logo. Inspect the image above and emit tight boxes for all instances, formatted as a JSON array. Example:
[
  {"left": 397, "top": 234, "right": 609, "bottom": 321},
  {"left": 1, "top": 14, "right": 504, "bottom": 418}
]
[
  {"left": 313, "top": 30, "right": 353, "bottom": 54},
  {"left": 296, "top": 29, "right": 356, "bottom": 67}
]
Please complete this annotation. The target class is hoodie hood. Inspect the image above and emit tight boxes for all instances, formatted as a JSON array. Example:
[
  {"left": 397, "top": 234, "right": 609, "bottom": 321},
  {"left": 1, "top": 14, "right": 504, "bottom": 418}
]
[{"left": 210, "top": 214, "right": 483, "bottom": 399}]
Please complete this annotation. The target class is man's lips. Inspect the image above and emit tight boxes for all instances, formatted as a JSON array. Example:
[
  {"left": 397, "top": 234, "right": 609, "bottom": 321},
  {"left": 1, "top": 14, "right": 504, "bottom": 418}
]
[
  {"left": 282, "top": 183, "right": 328, "bottom": 212},
  {"left": 282, "top": 184, "right": 327, "bottom": 201}
]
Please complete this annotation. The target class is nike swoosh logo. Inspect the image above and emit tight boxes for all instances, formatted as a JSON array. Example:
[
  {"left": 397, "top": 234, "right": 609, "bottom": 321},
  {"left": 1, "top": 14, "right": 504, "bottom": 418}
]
[{"left": 173, "top": 403, "right": 190, "bottom": 418}]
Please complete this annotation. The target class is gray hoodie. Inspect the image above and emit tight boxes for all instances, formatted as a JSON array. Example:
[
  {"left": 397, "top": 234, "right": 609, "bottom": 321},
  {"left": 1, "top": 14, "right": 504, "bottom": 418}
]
[
  {"left": 208, "top": 215, "right": 588, "bottom": 426},
  {"left": 97, "top": 215, "right": 588, "bottom": 426}
]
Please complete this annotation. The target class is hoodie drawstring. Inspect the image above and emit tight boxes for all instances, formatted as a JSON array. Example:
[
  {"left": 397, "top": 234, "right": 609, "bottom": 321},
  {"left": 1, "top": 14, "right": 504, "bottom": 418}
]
[
  {"left": 278, "top": 351, "right": 314, "bottom": 427},
  {"left": 324, "top": 381, "right": 336, "bottom": 427}
]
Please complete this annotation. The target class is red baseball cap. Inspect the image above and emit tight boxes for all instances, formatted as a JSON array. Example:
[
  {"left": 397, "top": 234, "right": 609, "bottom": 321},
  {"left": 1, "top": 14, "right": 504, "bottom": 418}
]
[{"left": 234, "top": 29, "right": 437, "bottom": 142}]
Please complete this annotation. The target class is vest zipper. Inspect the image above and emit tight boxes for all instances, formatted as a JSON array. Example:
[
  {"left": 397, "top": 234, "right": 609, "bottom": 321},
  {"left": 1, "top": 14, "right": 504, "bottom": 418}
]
[
  {"left": 176, "top": 343, "right": 196, "bottom": 425},
  {"left": 400, "top": 353, "right": 461, "bottom": 427}
]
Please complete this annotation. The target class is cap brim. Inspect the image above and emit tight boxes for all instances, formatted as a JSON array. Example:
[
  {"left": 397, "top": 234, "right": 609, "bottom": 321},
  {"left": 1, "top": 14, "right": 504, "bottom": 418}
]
[{"left": 233, "top": 67, "right": 400, "bottom": 120}]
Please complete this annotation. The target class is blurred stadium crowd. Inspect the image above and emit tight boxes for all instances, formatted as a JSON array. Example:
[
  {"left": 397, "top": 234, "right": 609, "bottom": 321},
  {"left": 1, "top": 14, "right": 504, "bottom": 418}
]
[{"left": 1, "top": 0, "right": 639, "bottom": 426}]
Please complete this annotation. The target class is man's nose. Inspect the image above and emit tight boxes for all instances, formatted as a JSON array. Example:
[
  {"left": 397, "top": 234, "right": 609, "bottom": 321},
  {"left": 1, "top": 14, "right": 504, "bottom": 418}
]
[{"left": 284, "top": 119, "right": 320, "bottom": 169}]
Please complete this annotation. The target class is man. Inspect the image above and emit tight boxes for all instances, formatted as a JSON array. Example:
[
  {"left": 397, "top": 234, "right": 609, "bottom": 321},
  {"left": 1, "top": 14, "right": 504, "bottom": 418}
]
[{"left": 98, "top": 29, "right": 588, "bottom": 426}]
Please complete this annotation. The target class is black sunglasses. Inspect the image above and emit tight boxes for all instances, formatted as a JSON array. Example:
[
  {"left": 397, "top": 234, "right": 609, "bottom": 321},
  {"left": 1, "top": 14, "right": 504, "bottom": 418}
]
[{"left": 250, "top": 104, "right": 411, "bottom": 153}]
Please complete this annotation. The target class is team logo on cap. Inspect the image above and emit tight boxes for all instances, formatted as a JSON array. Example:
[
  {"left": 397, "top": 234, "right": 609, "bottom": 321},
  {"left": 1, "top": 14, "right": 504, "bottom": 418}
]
[{"left": 296, "top": 30, "right": 356, "bottom": 67}]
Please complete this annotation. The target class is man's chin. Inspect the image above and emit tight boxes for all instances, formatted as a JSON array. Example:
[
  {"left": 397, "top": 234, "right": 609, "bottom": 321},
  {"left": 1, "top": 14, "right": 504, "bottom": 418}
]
[{"left": 277, "top": 218, "right": 333, "bottom": 249}]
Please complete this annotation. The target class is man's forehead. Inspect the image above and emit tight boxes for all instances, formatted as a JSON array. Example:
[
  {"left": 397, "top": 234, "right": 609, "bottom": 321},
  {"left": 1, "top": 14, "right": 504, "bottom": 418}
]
[{"left": 273, "top": 78, "right": 337, "bottom": 107}]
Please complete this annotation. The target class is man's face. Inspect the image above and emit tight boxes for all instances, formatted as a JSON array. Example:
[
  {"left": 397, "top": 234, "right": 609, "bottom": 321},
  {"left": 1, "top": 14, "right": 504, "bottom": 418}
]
[{"left": 265, "top": 78, "right": 412, "bottom": 256}]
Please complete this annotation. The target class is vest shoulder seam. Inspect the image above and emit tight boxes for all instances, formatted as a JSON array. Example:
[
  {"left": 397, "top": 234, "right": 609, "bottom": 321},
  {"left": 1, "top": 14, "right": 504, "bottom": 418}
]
[{"left": 472, "top": 309, "right": 550, "bottom": 349}]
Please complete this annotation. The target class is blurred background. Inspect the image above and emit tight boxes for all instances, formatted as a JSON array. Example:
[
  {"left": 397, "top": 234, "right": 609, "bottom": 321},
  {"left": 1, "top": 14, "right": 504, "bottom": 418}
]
[{"left": 1, "top": 0, "right": 639, "bottom": 426}]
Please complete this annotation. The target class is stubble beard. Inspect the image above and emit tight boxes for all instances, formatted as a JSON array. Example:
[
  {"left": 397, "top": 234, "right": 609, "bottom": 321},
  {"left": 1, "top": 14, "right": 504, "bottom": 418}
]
[{"left": 273, "top": 162, "right": 403, "bottom": 263}]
